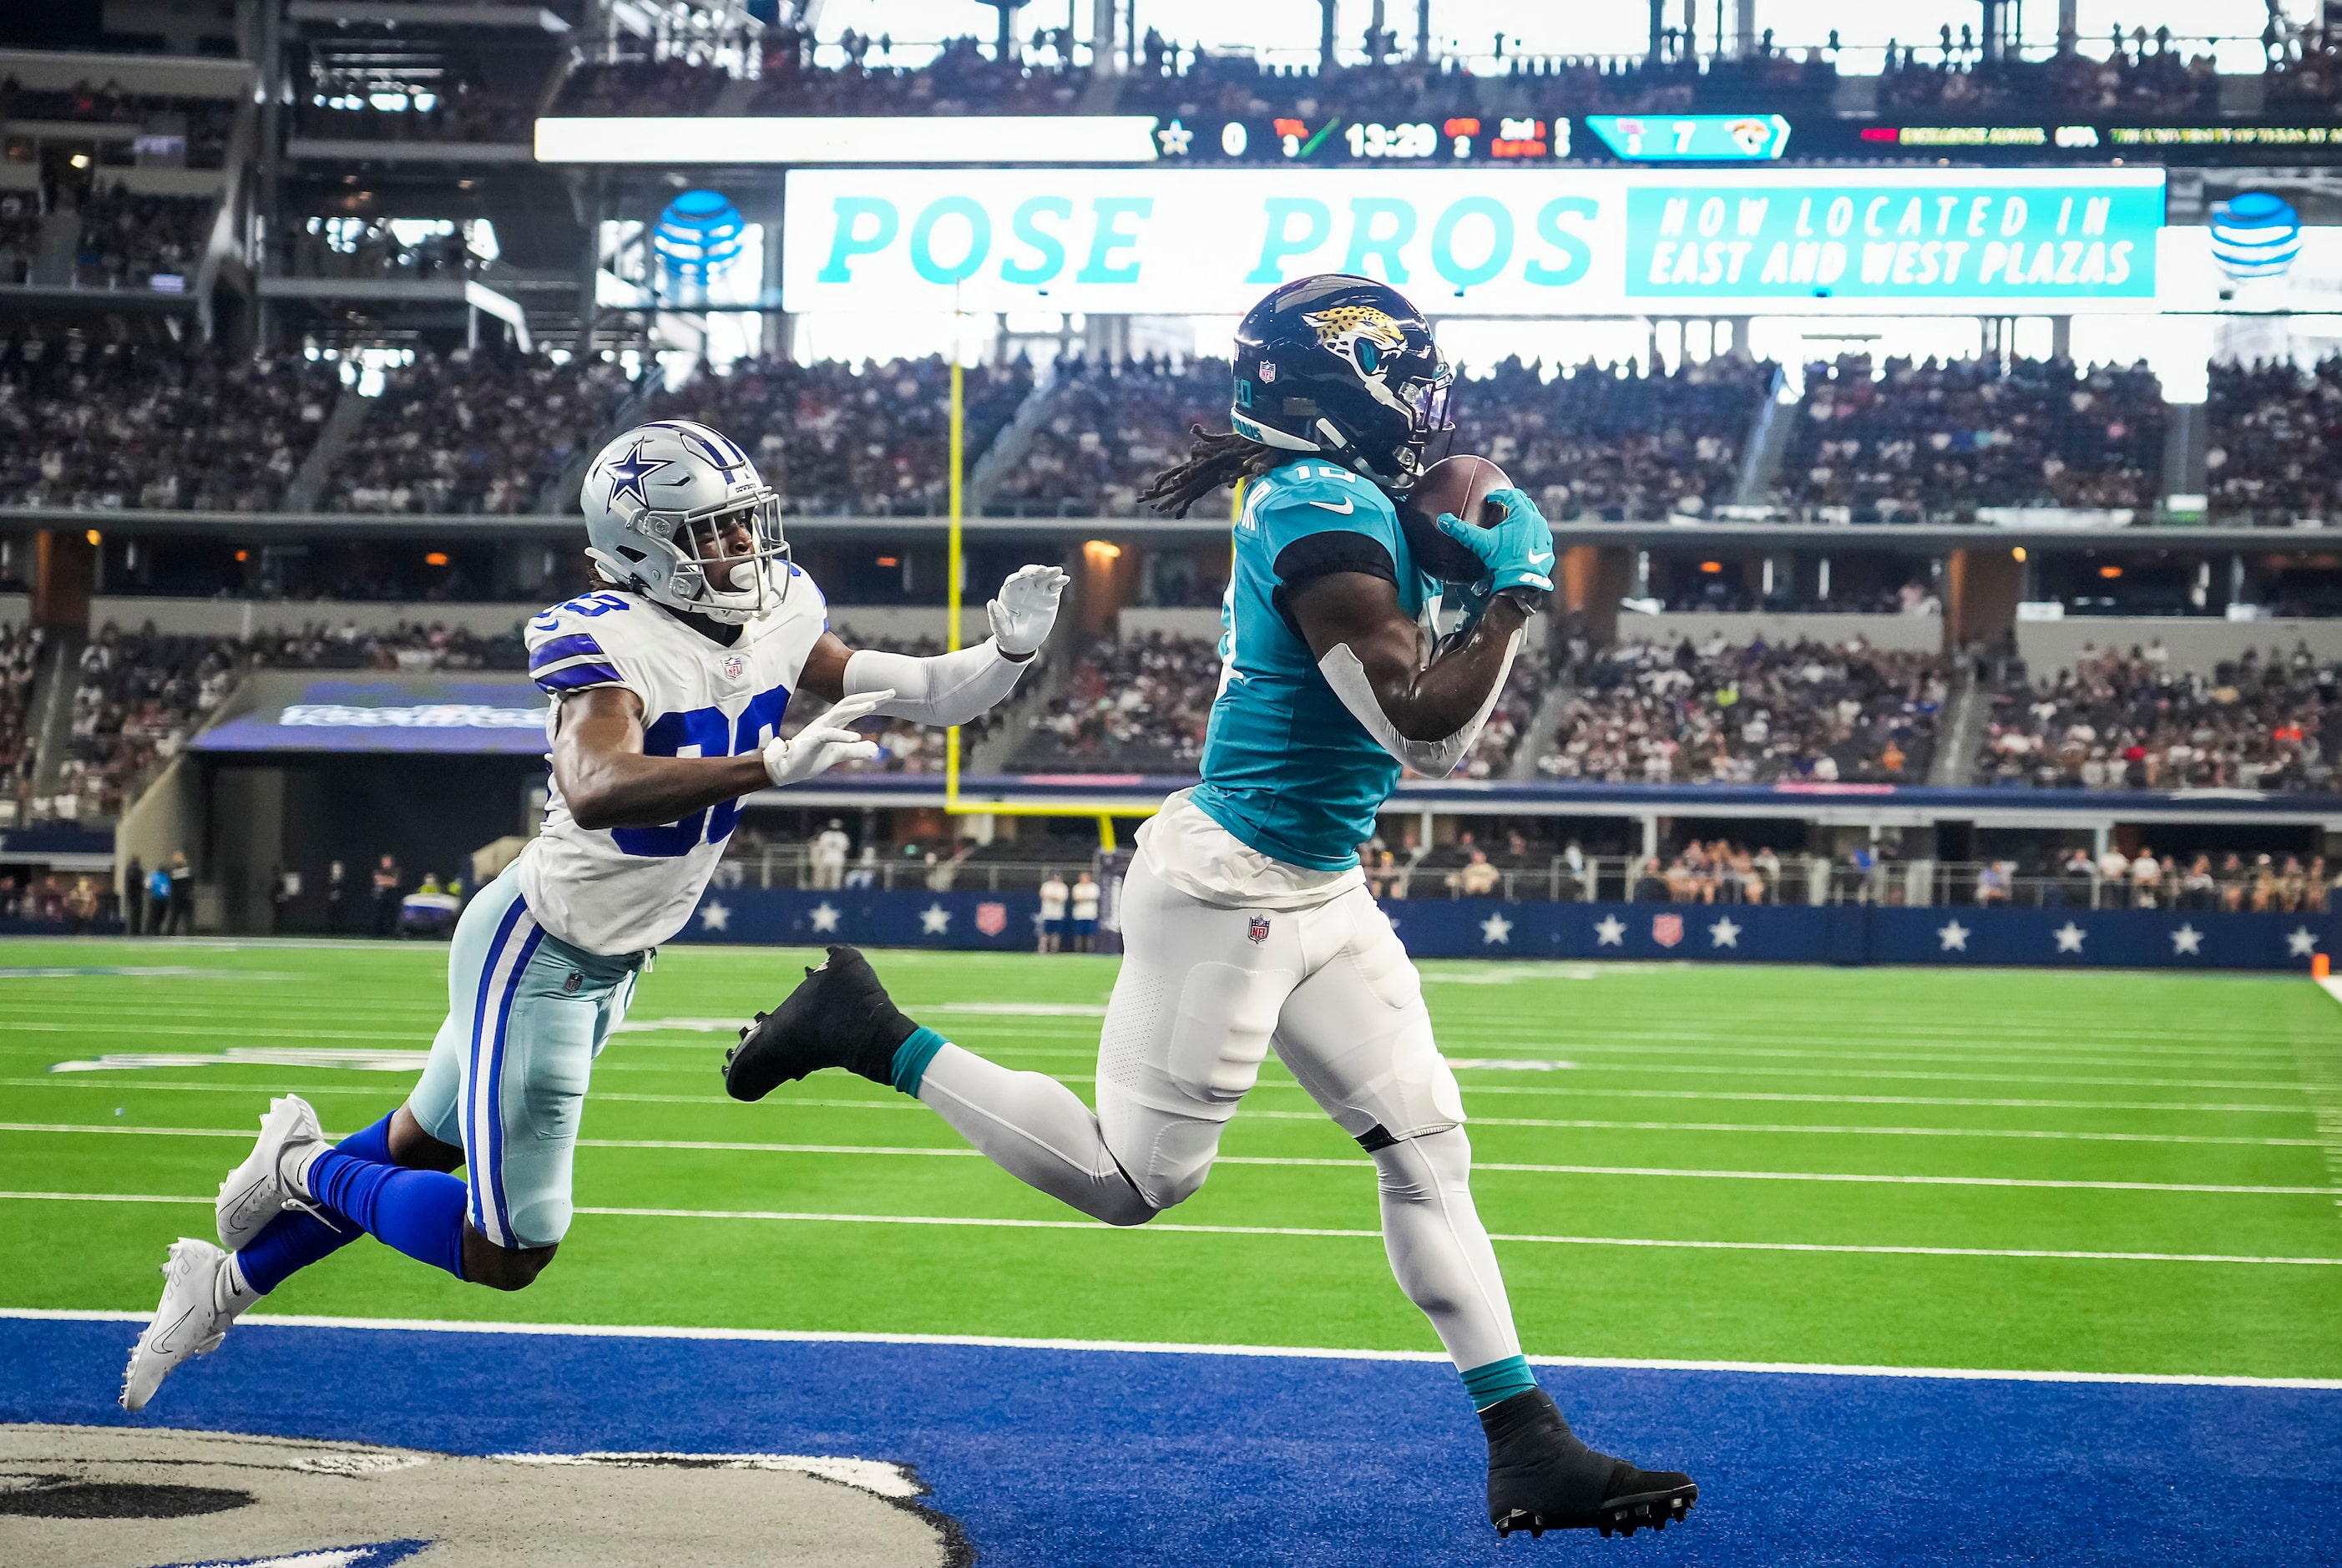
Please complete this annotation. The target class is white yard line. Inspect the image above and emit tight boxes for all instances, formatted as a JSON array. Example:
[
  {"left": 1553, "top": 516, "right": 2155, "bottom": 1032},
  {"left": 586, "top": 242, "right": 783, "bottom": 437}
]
[
  {"left": 9, "top": 1305, "right": 2338, "bottom": 1390},
  {"left": 3, "top": 1189, "right": 2336, "bottom": 1267},
  {"left": 3, "top": 1122, "right": 2327, "bottom": 1196}
]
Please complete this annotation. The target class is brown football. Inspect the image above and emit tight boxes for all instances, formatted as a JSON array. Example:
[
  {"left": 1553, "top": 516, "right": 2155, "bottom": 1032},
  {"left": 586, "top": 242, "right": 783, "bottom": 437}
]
[{"left": 1399, "top": 454, "right": 1512, "bottom": 584}]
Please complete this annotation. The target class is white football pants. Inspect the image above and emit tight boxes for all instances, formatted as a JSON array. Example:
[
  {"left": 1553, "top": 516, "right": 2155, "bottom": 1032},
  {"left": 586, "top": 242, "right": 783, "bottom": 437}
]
[{"left": 915, "top": 852, "right": 1524, "bottom": 1372}]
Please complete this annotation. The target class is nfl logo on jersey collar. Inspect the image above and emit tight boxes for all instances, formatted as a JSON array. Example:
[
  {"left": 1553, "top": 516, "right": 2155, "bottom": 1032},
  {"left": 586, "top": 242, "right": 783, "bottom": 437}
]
[{"left": 721, "top": 653, "right": 747, "bottom": 682}]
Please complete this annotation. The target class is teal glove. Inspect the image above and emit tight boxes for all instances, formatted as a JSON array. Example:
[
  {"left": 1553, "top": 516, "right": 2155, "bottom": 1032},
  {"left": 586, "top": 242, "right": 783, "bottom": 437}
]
[{"left": 1435, "top": 486, "right": 1554, "bottom": 604}]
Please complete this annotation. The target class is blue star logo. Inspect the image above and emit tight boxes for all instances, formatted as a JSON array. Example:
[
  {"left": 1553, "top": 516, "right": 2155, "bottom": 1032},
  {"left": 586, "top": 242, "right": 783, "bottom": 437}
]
[{"left": 603, "top": 441, "right": 670, "bottom": 511}]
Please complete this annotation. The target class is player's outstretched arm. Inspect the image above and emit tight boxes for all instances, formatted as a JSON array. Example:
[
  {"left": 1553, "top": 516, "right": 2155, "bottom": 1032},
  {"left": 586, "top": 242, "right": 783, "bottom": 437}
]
[
  {"left": 1289, "top": 573, "right": 1529, "bottom": 776},
  {"left": 796, "top": 564, "right": 1069, "bottom": 724},
  {"left": 551, "top": 686, "right": 885, "bottom": 829}
]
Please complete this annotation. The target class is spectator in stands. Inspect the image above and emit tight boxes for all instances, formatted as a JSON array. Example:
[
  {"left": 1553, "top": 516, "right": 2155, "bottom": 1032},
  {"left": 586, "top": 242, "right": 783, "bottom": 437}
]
[
  {"left": 2206, "top": 358, "right": 2342, "bottom": 524},
  {"left": 1631, "top": 857, "right": 1670, "bottom": 901},
  {"left": 1014, "top": 633, "right": 1220, "bottom": 773},
  {"left": 326, "top": 859, "right": 347, "bottom": 934}
]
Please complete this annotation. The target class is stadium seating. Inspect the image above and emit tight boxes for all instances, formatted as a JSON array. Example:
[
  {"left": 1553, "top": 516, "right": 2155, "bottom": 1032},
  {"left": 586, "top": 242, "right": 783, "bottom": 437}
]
[
  {"left": 1009, "top": 632, "right": 1220, "bottom": 773},
  {"left": 1537, "top": 635, "right": 1948, "bottom": 784},
  {"left": 1975, "top": 640, "right": 2338, "bottom": 790},
  {"left": 0, "top": 339, "right": 341, "bottom": 512},
  {"left": 322, "top": 349, "right": 637, "bottom": 516},
  {"left": 2206, "top": 358, "right": 2342, "bottom": 526},
  {"left": 648, "top": 355, "right": 1034, "bottom": 516},
  {"left": 1779, "top": 354, "right": 2165, "bottom": 518},
  {"left": 1458, "top": 357, "right": 1773, "bottom": 521},
  {"left": 0, "top": 75, "right": 235, "bottom": 165}
]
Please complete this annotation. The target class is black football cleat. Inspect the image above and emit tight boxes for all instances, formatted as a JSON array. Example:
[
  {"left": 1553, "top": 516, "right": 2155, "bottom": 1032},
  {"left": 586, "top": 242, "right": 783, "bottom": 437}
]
[
  {"left": 724, "top": 944, "right": 918, "bottom": 1101},
  {"left": 1482, "top": 1388, "right": 1697, "bottom": 1540}
]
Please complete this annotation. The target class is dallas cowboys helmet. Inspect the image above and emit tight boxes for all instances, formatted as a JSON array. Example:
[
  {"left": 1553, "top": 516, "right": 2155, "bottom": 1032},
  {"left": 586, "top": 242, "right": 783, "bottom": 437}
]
[
  {"left": 581, "top": 420, "right": 787, "bottom": 624},
  {"left": 1230, "top": 273, "right": 1454, "bottom": 490}
]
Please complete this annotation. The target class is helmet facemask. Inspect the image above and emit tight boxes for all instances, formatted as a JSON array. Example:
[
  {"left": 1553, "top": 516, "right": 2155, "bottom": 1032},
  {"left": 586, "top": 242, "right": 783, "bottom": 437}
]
[{"left": 590, "top": 486, "right": 790, "bottom": 625}]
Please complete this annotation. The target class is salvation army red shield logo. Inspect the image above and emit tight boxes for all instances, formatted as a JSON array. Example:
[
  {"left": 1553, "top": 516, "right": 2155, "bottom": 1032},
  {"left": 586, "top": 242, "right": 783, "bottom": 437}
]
[
  {"left": 1651, "top": 913, "right": 1683, "bottom": 948},
  {"left": 975, "top": 902, "right": 1008, "bottom": 937}
]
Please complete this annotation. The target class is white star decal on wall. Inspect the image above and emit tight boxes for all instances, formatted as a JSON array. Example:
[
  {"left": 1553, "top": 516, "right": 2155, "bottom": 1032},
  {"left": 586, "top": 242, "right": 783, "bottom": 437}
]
[
  {"left": 2052, "top": 922, "right": 2087, "bottom": 953},
  {"left": 2169, "top": 923, "right": 2203, "bottom": 956},
  {"left": 1707, "top": 917, "right": 1740, "bottom": 948},
  {"left": 1593, "top": 915, "right": 1626, "bottom": 946},
  {"left": 698, "top": 900, "right": 730, "bottom": 932},
  {"left": 1480, "top": 913, "right": 1513, "bottom": 945},
  {"left": 2287, "top": 925, "right": 2319, "bottom": 957},
  {"left": 809, "top": 902, "right": 840, "bottom": 933},
  {"left": 1937, "top": 920, "right": 1969, "bottom": 952},
  {"left": 920, "top": 903, "right": 952, "bottom": 935}
]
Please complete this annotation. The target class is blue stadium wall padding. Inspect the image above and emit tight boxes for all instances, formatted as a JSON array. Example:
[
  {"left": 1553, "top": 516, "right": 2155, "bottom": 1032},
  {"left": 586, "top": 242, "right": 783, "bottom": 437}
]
[{"left": 680, "top": 885, "right": 2340, "bottom": 970}]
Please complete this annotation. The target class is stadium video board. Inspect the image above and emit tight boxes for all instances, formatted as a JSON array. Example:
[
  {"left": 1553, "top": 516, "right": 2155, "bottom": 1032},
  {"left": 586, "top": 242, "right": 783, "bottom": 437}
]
[
  {"left": 780, "top": 166, "right": 2165, "bottom": 316},
  {"left": 194, "top": 679, "right": 550, "bottom": 756}
]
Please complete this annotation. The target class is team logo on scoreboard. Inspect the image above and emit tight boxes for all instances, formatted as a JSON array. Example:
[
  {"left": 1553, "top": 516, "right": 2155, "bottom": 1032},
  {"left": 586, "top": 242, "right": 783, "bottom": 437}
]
[
  {"left": 975, "top": 902, "right": 1008, "bottom": 937},
  {"left": 1727, "top": 118, "right": 1770, "bottom": 156},
  {"left": 1651, "top": 913, "right": 1684, "bottom": 948},
  {"left": 1248, "top": 914, "right": 1271, "bottom": 944}
]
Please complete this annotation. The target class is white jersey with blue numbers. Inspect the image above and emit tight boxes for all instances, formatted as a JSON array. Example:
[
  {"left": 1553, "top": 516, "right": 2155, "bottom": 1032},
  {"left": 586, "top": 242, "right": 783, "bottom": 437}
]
[
  {"left": 1185, "top": 457, "right": 1439, "bottom": 874},
  {"left": 516, "top": 564, "right": 828, "bottom": 955}
]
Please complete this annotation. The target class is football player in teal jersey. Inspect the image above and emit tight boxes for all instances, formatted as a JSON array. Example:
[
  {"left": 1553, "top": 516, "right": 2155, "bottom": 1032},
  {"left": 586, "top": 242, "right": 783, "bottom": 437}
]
[{"left": 728, "top": 276, "right": 1697, "bottom": 1540}]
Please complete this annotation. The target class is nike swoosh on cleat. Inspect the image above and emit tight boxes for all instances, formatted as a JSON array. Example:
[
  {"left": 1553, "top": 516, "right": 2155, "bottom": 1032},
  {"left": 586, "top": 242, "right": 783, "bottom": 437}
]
[{"left": 1307, "top": 498, "right": 1356, "bottom": 513}]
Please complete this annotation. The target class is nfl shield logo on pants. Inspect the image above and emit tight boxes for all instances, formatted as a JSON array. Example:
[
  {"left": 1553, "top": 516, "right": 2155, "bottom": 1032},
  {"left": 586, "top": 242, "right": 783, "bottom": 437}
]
[
  {"left": 1247, "top": 914, "right": 1271, "bottom": 944},
  {"left": 1651, "top": 913, "right": 1683, "bottom": 948},
  {"left": 975, "top": 902, "right": 1007, "bottom": 937}
]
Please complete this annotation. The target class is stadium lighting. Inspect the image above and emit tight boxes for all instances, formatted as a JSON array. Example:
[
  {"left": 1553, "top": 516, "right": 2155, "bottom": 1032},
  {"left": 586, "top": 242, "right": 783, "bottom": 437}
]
[
  {"left": 1085, "top": 540, "right": 1123, "bottom": 563},
  {"left": 84, "top": 529, "right": 101, "bottom": 546},
  {"left": 2012, "top": 547, "right": 2027, "bottom": 561},
  {"left": 424, "top": 552, "right": 450, "bottom": 566}
]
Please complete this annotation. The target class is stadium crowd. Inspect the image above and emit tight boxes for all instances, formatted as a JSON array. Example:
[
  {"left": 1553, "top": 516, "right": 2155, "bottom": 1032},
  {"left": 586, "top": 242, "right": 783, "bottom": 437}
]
[
  {"left": 1537, "top": 635, "right": 1948, "bottom": 784},
  {"left": 0, "top": 338, "right": 341, "bottom": 511},
  {"left": 1976, "top": 640, "right": 2339, "bottom": 791},
  {"left": 650, "top": 354, "right": 1033, "bottom": 516},
  {"left": 1011, "top": 632, "right": 1220, "bottom": 772},
  {"left": 52, "top": 624, "right": 239, "bottom": 818},
  {"left": 68, "top": 186, "right": 212, "bottom": 289},
  {"left": 324, "top": 348, "right": 637, "bottom": 515},
  {"left": 0, "top": 622, "right": 40, "bottom": 807},
  {"left": 1459, "top": 357, "right": 1772, "bottom": 521},
  {"left": 2204, "top": 357, "right": 2342, "bottom": 524},
  {"left": 989, "top": 357, "right": 1221, "bottom": 516},
  {"left": 0, "top": 77, "right": 235, "bottom": 166},
  {"left": 1779, "top": 354, "right": 2165, "bottom": 518}
]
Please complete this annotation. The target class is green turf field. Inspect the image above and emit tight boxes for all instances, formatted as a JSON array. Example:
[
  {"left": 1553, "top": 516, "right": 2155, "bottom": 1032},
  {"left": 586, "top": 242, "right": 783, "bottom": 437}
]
[{"left": 5, "top": 939, "right": 2340, "bottom": 1379}]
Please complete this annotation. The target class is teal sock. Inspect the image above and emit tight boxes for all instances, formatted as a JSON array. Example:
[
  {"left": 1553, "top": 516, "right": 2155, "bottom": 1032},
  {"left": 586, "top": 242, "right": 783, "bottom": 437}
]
[
  {"left": 1461, "top": 1354, "right": 1538, "bottom": 1411},
  {"left": 891, "top": 1025, "right": 950, "bottom": 1096}
]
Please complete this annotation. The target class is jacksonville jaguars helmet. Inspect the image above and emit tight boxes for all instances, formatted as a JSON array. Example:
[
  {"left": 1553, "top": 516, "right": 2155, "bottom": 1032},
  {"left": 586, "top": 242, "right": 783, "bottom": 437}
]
[
  {"left": 1229, "top": 273, "right": 1454, "bottom": 490},
  {"left": 581, "top": 419, "right": 787, "bottom": 624}
]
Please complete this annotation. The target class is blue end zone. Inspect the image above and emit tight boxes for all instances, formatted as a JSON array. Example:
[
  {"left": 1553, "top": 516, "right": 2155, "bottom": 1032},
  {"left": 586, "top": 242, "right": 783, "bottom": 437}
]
[{"left": 7, "top": 1318, "right": 2339, "bottom": 1565}]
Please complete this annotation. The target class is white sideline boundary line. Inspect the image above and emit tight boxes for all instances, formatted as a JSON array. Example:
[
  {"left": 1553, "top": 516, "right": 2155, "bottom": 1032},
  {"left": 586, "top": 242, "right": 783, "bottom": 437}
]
[
  {"left": 5, "top": 1189, "right": 2338, "bottom": 1267},
  {"left": 2, "top": 1124, "right": 2330, "bottom": 1197},
  {"left": 8, "top": 1307, "right": 2338, "bottom": 1392}
]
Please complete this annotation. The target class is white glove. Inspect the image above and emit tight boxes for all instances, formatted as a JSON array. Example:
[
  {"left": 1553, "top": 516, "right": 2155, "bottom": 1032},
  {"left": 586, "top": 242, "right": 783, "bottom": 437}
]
[
  {"left": 762, "top": 688, "right": 892, "bottom": 787},
  {"left": 987, "top": 564, "right": 1070, "bottom": 657}
]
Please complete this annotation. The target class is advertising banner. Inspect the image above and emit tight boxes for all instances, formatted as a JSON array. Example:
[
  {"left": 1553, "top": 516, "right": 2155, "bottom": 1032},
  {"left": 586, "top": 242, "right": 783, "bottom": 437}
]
[
  {"left": 781, "top": 166, "right": 2165, "bottom": 316},
  {"left": 193, "top": 677, "right": 550, "bottom": 756}
]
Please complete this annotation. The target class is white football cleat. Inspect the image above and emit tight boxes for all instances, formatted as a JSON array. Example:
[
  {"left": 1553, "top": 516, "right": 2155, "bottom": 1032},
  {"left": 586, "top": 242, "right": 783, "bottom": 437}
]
[
  {"left": 121, "top": 1237, "right": 248, "bottom": 1411},
  {"left": 216, "top": 1093, "right": 329, "bottom": 1252}
]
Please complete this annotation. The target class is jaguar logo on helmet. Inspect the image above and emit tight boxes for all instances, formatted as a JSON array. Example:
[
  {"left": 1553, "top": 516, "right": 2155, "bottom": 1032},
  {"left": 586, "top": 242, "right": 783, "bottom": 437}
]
[{"left": 1303, "top": 305, "right": 1411, "bottom": 382}]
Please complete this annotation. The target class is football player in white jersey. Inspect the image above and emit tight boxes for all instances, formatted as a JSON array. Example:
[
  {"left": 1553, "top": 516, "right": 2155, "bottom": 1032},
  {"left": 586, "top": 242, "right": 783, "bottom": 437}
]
[{"left": 122, "top": 417, "right": 1068, "bottom": 1409}]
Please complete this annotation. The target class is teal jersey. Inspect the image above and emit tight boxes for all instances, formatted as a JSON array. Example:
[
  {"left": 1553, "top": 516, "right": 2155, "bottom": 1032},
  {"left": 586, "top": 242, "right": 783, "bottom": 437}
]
[{"left": 1191, "top": 457, "right": 1436, "bottom": 871}]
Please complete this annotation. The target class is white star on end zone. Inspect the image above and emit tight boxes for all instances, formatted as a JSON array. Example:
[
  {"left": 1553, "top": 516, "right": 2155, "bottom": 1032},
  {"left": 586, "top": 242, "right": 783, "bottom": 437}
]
[
  {"left": 1707, "top": 916, "right": 1740, "bottom": 948},
  {"left": 2052, "top": 921, "right": 2087, "bottom": 953},
  {"left": 1593, "top": 914, "right": 1626, "bottom": 946},
  {"left": 1480, "top": 913, "right": 1513, "bottom": 945},
  {"left": 809, "top": 902, "right": 841, "bottom": 933},
  {"left": 2288, "top": 925, "right": 2320, "bottom": 957},
  {"left": 1936, "top": 919, "right": 1970, "bottom": 952},
  {"left": 698, "top": 900, "right": 731, "bottom": 933},
  {"left": 2169, "top": 923, "right": 2203, "bottom": 956},
  {"left": 1156, "top": 118, "right": 1193, "bottom": 154},
  {"left": 920, "top": 903, "right": 952, "bottom": 935}
]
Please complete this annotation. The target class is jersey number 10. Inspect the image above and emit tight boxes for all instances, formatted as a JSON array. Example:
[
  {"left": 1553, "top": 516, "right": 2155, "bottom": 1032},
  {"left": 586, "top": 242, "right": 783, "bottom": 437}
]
[{"left": 611, "top": 685, "right": 790, "bottom": 857}]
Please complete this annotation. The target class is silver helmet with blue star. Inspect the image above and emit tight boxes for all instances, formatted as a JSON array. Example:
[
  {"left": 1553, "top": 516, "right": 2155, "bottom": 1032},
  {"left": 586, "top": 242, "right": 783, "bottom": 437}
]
[{"left": 580, "top": 419, "right": 787, "bottom": 624}]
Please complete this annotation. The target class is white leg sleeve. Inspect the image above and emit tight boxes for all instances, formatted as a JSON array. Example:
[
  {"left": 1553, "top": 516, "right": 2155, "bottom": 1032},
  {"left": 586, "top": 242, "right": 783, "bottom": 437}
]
[
  {"left": 1371, "top": 1126, "right": 1523, "bottom": 1373},
  {"left": 1273, "top": 888, "right": 1520, "bottom": 1372},
  {"left": 915, "top": 1044, "right": 1155, "bottom": 1227}
]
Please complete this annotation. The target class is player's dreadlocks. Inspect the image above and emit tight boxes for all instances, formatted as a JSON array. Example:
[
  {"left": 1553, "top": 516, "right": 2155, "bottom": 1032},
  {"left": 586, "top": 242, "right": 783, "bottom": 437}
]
[{"left": 1136, "top": 425, "right": 1286, "bottom": 518}]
